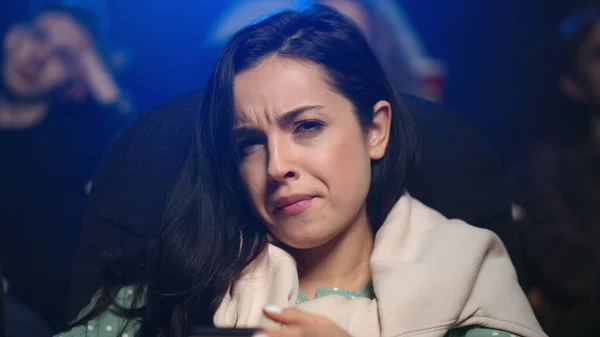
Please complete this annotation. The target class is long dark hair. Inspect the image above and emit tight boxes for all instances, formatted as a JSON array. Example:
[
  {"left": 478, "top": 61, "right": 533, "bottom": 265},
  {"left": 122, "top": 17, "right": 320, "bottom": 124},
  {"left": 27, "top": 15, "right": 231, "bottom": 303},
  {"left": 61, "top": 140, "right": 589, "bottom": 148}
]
[{"left": 67, "top": 5, "right": 417, "bottom": 337}]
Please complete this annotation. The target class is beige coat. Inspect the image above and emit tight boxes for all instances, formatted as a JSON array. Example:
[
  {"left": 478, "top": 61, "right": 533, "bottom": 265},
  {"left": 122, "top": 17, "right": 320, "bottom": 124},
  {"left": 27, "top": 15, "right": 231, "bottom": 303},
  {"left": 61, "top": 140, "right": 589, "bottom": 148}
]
[{"left": 214, "top": 194, "right": 547, "bottom": 337}]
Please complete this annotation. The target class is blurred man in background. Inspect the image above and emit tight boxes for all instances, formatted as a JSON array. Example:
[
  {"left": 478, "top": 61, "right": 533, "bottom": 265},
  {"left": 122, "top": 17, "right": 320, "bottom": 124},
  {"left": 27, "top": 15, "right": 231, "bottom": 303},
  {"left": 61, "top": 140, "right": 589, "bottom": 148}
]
[
  {"left": 512, "top": 145, "right": 599, "bottom": 336},
  {"left": 511, "top": 4, "right": 600, "bottom": 335},
  {"left": 557, "top": 3, "right": 600, "bottom": 147},
  {"left": 0, "top": 4, "right": 128, "bottom": 332}
]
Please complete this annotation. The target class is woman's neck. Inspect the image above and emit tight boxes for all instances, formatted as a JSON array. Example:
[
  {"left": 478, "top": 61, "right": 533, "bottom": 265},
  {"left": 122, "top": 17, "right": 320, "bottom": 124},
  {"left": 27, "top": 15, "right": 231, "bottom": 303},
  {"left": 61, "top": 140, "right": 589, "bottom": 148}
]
[
  {"left": 0, "top": 94, "right": 49, "bottom": 129},
  {"left": 291, "top": 206, "right": 374, "bottom": 299}
]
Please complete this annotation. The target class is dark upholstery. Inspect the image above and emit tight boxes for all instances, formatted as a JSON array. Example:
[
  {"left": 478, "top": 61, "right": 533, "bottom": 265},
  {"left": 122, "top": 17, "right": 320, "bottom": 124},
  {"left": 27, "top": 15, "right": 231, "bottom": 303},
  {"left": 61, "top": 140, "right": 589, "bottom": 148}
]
[{"left": 68, "top": 91, "right": 522, "bottom": 318}]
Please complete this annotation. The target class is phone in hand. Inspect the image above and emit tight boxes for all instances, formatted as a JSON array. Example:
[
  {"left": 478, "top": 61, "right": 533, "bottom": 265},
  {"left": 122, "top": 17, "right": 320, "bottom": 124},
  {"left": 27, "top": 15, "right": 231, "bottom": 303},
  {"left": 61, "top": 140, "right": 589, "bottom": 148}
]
[{"left": 189, "top": 326, "right": 257, "bottom": 337}]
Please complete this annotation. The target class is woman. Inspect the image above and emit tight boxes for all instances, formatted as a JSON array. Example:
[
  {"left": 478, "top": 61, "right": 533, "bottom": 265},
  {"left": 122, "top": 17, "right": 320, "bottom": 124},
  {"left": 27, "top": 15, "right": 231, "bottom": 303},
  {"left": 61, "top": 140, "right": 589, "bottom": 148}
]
[{"left": 59, "top": 5, "right": 545, "bottom": 337}]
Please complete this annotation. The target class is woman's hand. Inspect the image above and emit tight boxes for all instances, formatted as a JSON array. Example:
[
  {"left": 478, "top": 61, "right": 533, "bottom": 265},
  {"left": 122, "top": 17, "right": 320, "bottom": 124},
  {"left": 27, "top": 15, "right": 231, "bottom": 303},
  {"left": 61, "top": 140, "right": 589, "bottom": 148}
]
[{"left": 254, "top": 305, "right": 352, "bottom": 337}]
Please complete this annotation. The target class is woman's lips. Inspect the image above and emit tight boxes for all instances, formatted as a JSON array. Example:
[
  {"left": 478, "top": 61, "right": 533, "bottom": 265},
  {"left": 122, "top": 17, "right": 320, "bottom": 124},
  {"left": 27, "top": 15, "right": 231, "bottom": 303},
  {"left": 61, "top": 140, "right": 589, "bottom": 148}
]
[
  {"left": 279, "top": 198, "right": 313, "bottom": 215},
  {"left": 273, "top": 195, "right": 314, "bottom": 215}
]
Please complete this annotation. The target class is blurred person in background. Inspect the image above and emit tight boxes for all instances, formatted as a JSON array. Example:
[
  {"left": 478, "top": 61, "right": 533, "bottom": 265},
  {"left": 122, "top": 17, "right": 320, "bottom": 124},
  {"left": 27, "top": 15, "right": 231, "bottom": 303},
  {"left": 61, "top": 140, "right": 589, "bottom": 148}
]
[
  {"left": 0, "top": 4, "right": 129, "bottom": 332},
  {"left": 555, "top": 3, "right": 600, "bottom": 148},
  {"left": 512, "top": 146, "right": 599, "bottom": 336},
  {"left": 510, "top": 5, "right": 600, "bottom": 334}
]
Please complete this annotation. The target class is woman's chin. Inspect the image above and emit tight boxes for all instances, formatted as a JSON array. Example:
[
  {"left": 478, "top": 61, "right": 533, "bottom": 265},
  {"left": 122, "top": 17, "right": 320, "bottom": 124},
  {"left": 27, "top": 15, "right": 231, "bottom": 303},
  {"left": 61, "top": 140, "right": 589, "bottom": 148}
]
[{"left": 278, "top": 232, "right": 338, "bottom": 251}]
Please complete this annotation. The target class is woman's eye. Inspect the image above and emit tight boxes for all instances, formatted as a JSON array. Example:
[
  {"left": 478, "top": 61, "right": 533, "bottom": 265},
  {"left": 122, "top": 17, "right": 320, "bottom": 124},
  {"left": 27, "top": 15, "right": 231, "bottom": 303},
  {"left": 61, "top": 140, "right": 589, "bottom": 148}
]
[
  {"left": 236, "top": 139, "right": 263, "bottom": 157},
  {"left": 294, "top": 120, "right": 324, "bottom": 134}
]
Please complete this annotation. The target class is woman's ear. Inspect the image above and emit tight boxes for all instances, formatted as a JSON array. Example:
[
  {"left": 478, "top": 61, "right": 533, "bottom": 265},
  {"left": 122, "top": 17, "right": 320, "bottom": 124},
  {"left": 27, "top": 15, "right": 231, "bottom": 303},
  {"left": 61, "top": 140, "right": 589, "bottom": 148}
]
[{"left": 366, "top": 100, "right": 392, "bottom": 160}]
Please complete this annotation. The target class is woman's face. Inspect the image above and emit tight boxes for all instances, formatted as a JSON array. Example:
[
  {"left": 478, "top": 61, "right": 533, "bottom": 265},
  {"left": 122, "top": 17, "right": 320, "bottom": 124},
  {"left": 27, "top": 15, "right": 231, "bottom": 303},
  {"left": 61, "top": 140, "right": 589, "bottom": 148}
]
[{"left": 233, "top": 56, "right": 391, "bottom": 249}]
